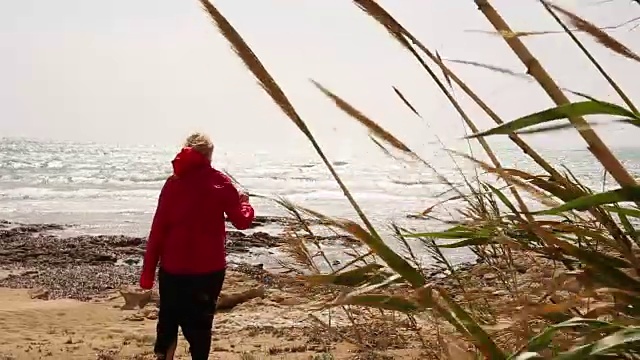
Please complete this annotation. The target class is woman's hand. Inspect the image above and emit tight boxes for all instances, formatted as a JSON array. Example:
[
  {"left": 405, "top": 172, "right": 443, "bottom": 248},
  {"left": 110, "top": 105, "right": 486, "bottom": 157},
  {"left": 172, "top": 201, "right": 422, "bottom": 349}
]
[{"left": 140, "top": 276, "right": 154, "bottom": 290}]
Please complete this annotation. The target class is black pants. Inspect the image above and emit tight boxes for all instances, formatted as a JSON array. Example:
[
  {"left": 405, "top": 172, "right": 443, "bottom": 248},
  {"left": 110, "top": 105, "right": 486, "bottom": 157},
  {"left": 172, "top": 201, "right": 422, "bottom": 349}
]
[{"left": 154, "top": 268, "right": 226, "bottom": 360}]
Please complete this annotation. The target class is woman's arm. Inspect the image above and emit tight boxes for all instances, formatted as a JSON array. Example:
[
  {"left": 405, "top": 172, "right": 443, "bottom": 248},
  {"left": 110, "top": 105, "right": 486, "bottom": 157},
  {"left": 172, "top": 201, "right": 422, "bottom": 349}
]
[
  {"left": 139, "top": 179, "right": 172, "bottom": 289},
  {"left": 223, "top": 181, "right": 255, "bottom": 230}
]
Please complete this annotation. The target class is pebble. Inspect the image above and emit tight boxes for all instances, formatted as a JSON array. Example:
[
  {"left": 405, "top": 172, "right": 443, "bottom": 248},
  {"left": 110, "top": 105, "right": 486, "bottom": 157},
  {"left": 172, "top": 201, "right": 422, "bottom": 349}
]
[{"left": 483, "top": 273, "right": 498, "bottom": 281}]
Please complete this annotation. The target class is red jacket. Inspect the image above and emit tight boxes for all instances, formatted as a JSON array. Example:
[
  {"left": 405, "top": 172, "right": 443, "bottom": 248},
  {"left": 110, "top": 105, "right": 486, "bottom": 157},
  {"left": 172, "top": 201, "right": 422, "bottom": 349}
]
[{"left": 139, "top": 147, "right": 254, "bottom": 289}]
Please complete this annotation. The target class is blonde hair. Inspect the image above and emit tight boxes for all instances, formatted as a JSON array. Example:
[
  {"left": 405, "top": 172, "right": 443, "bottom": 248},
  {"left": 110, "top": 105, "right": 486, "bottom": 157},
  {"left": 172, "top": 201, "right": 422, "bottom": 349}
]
[{"left": 184, "top": 132, "right": 214, "bottom": 158}]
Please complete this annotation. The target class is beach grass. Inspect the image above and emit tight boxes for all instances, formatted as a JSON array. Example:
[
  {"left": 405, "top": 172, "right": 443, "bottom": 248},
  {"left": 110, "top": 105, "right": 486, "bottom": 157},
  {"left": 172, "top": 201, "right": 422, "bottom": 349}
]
[{"left": 198, "top": 0, "right": 640, "bottom": 358}]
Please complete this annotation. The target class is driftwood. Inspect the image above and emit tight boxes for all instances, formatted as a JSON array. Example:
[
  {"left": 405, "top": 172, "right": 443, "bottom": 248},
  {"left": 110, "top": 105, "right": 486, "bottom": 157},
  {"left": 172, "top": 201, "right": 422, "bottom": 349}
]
[
  {"left": 216, "top": 286, "right": 265, "bottom": 310},
  {"left": 119, "top": 286, "right": 266, "bottom": 311},
  {"left": 119, "top": 287, "right": 152, "bottom": 310}
]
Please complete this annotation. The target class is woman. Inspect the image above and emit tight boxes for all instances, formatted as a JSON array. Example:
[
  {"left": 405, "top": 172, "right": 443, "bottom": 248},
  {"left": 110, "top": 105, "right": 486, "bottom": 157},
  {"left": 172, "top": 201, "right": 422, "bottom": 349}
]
[{"left": 139, "top": 133, "right": 255, "bottom": 360}]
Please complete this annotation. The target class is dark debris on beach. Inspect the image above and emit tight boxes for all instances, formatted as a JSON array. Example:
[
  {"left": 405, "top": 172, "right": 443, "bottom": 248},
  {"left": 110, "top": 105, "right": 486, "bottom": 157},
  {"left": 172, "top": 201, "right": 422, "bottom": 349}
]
[{"left": 0, "top": 216, "right": 358, "bottom": 300}]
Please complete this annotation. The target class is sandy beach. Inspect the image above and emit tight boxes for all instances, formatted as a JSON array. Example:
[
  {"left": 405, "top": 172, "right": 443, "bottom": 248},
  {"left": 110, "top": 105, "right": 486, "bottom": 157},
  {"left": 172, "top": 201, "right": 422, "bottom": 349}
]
[
  {"left": 0, "top": 273, "right": 391, "bottom": 360},
  {"left": 0, "top": 219, "right": 429, "bottom": 360}
]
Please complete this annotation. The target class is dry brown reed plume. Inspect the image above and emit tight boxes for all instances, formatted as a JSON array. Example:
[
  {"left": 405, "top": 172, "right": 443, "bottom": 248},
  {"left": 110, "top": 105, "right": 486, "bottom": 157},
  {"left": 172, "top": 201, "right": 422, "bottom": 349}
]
[
  {"left": 466, "top": 14, "right": 640, "bottom": 39},
  {"left": 545, "top": 2, "right": 640, "bottom": 63},
  {"left": 540, "top": 0, "right": 638, "bottom": 113}
]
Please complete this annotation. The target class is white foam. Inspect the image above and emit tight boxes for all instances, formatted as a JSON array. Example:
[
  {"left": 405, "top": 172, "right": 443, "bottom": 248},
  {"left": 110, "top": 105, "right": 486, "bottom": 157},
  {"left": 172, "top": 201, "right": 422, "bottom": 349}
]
[{"left": 0, "top": 186, "right": 157, "bottom": 201}]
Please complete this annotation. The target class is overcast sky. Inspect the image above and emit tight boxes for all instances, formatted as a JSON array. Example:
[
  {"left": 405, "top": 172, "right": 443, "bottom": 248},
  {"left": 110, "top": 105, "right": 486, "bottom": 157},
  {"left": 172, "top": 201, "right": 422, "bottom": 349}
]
[{"left": 1, "top": 0, "right": 639, "bottom": 157}]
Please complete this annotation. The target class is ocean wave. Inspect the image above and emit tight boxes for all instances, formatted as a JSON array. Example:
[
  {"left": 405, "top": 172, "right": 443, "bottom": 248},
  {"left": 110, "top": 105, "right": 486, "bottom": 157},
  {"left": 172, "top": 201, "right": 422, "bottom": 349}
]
[
  {"left": 0, "top": 187, "right": 157, "bottom": 201},
  {"left": 285, "top": 176, "right": 320, "bottom": 182},
  {"left": 111, "top": 173, "right": 170, "bottom": 184},
  {"left": 0, "top": 160, "right": 35, "bottom": 169},
  {"left": 390, "top": 179, "right": 435, "bottom": 186},
  {"left": 288, "top": 160, "right": 347, "bottom": 168},
  {"left": 294, "top": 163, "right": 316, "bottom": 168},
  {"left": 0, "top": 172, "right": 169, "bottom": 186},
  {"left": 286, "top": 189, "right": 409, "bottom": 201}
]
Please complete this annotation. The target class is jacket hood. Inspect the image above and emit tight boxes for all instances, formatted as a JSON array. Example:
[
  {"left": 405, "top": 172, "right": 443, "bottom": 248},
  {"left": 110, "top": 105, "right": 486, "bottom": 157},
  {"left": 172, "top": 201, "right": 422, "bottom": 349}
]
[{"left": 171, "top": 147, "right": 211, "bottom": 177}]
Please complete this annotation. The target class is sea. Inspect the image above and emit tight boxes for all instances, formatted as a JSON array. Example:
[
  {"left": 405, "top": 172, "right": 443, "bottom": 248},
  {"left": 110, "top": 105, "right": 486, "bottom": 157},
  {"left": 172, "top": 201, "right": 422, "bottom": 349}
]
[{"left": 2, "top": 137, "right": 639, "bottom": 266}]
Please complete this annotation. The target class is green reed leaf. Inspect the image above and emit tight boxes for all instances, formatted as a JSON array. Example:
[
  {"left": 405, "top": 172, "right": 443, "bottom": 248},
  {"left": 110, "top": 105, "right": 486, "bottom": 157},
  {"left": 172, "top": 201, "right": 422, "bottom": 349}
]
[
  {"left": 331, "top": 293, "right": 422, "bottom": 313},
  {"left": 535, "top": 186, "right": 640, "bottom": 215},
  {"left": 524, "top": 318, "right": 618, "bottom": 353},
  {"left": 552, "top": 327, "right": 640, "bottom": 359},
  {"left": 604, "top": 205, "right": 640, "bottom": 218},
  {"left": 306, "top": 263, "right": 385, "bottom": 287},
  {"left": 467, "top": 100, "right": 639, "bottom": 138},
  {"left": 437, "top": 237, "right": 494, "bottom": 248}
]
